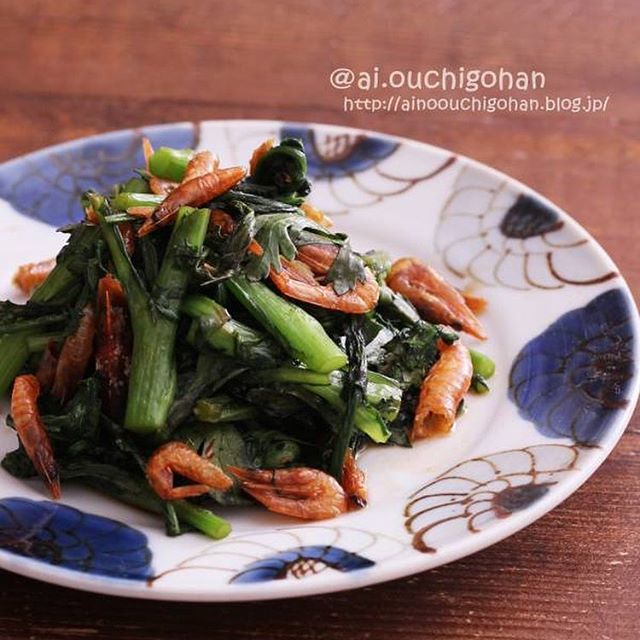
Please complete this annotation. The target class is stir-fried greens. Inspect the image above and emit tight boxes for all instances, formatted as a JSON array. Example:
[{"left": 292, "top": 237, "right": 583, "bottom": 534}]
[{"left": 0, "top": 136, "right": 494, "bottom": 539}]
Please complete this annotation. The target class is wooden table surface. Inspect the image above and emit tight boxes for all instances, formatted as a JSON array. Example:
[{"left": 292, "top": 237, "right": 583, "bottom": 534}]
[{"left": 0, "top": 1, "right": 638, "bottom": 638}]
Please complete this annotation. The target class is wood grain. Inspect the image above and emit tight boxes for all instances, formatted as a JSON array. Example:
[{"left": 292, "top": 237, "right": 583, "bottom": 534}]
[{"left": 0, "top": 1, "right": 638, "bottom": 638}]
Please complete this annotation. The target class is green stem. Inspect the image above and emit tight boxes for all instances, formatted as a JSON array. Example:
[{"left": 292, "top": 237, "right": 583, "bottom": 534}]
[
  {"left": 164, "top": 502, "right": 181, "bottom": 537},
  {"left": 251, "top": 366, "right": 332, "bottom": 386},
  {"left": 226, "top": 276, "right": 347, "bottom": 373},
  {"left": 121, "top": 176, "right": 151, "bottom": 194},
  {"left": 256, "top": 366, "right": 400, "bottom": 419},
  {"left": 26, "top": 332, "right": 65, "bottom": 353},
  {"left": 63, "top": 462, "right": 164, "bottom": 514},
  {"left": 99, "top": 205, "right": 210, "bottom": 433},
  {"left": 302, "top": 383, "right": 390, "bottom": 444},
  {"left": 173, "top": 500, "right": 231, "bottom": 540},
  {"left": 31, "top": 225, "right": 100, "bottom": 306},
  {"left": 0, "top": 312, "right": 67, "bottom": 335},
  {"left": 469, "top": 349, "right": 495, "bottom": 394},
  {"left": 361, "top": 371, "right": 402, "bottom": 421},
  {"left": 112, "top": 192, "right": 165, "bottom": 211},
  {"left": 470, "top": 349, "right": 496, "bottom": 379},
  {"left": 194, "top": 395, "right": 257, "bottom": 423},
  {"left": 182, "top": 294, "right": 282, "bottom": 367},
  {"left": 0, "top": 333, "right": 30, "bottom": 396},
  {"left": 181, "top": 294, "right": 230, "bottom": 328},
  {"left": 148, "top": 147, "right": 194, "bottom": 182},
  {"left": 127, "top": 208, "right": 210, "bottom": 433}
]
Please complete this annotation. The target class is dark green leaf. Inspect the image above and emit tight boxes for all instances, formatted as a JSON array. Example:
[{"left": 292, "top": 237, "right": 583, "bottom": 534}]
[
  {"left": 471, "top": 373, "right": 490, "bottom": 394},
  {"left": 168, "top": 352, "right": 247, "bottom": 430},
  {"left": 1, "top": 445, "right": 37, "bottom": 478},
  {"left": 328, "top": 315, "right": 367, "bottom": 479},
  {"left": 0, "top": 301, "right": 68, "bottom": 334},
  {"left": 200, "top": 207, "right": 255, "bottom": 284},
  {"left": 43, "top": 378, "right": 102, "bottom": 447},
  {"left": 251, "top": 138, "right": 309, "bottom": 196},
  {"left": 63, "top": 462, "right": 163, "bottom": 514},
  {"left": 375, "top": 321, "right": 441, "bottom": 387},
  {"left": 178, "top": 423, "right": 251, "bottom": 506},
  {"left": 213, "top": 190, "right": 300, "bottom": 215}
]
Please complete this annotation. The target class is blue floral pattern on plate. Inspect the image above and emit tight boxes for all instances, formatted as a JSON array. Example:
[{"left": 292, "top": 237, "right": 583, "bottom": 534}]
[
  {"left": 509, "top": 288, "right": 635, "bottom": 444},
  {"left": 0, "top": 497, "right": 152, "bottom": 580},
  {"left": 0, "top": 123, "right": 198, "bottom": 227},
  {"left": 230, "top": 544, "right": 375, "bottom": 583}
]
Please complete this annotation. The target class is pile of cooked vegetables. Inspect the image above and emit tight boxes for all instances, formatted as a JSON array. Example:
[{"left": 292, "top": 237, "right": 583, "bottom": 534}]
[{"left": 0, "top": 136, "right": 494, "bottom": 539}]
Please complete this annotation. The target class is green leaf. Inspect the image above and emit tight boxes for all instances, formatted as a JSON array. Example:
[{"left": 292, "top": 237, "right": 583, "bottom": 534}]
[
  {"left": 178, "top": 423, "right": 251, "bottom": 506},
  {"left": 386, "top": 386, "right": 418, "bottom": 448},
  {"left": 244, "top": 429, "right": 303, "bottom": 468},
  {"left": 325, "top": 242, "right": 368, "bottom": 295},
  {"left": 362, "top": 250, "right": 392, "bottom": 284},
  {"left": 329, "top": 314, "right": 367, "bottom": 479},
  {"left": 200, "top": 207, "right": 256, "bottom": 284},
  {"left": 213, "top": 190, "right": 301, "bottom": 215},
  {"left": 245, "top": 213, "right": 339, "bottom": 281},
  {"left": 43, "top": 378, "right": 102, "bottom": 446},
  {"left": 471, "top": 373, "right": 491, "bottom": 394}
]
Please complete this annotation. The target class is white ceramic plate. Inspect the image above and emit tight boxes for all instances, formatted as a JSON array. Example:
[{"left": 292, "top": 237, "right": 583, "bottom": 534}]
[{"left": 0, "top": 120, "right": 638, "bottom": 601}]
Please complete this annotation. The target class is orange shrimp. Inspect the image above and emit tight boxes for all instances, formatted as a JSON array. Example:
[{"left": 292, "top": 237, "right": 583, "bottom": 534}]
[
  {"left": 149, "top": 176, "right": 179, "bottom": 196},
  {"left": 84, "top": 205, "right": 99, "bottom": 224},
  {"left": 51, "top": 304, "right": 97, "bottom": 404},
  {"left": 463, "top": 292, "right": 488, "bottom": 315},
  {"left": 183, "top": 150, "right": 219, "bottom": 182},
  {"left": 142, "top": 137, "right": 154, "bottom": 169},
  {"left": 387, "top": 258, "right": 487, "bottom": 340},
  {"left": 148, "top": 151, "right": 218, "bottom": 196},
  {"left": 249, "top": 138, "right": 275, "bottom": 176},
  {"left": 300, "top": 202, "right": 334, "bottom": 229},
  {"left": 35, "top": 341, "right": 60, "bottom": 390},
  {"left": 248, "top": 239, "right": 264, "bottom": 256},
  {"left": 95, "top": 275, "right": 131, "bottom": 421},
  {"left": 412, "top": 340, "right": 473, "bottom": 440},
  {"left": 126, "top": 206, "right": 155, "bottom": 219},
  {"left": 342, "top": 450, "right": 367, "bottom": 510},
  {"left": 229, "top": 466, "right": 349, "bottom": 520},
  {"left": 209, "top": 209, "right": 236, "bottom": 235},
  {"left": 11, "top": 375, "right": 61, "bottom": 499},
  {"left": 269, "top": 243, "right": 380, "bottom": 314},
  {"left": 138, "top": 166, "right": 247, "bottom": 236},
  {"left": 146, "top": 442, "right": 233, "bottom": 500},
  {"left": 208, "top": 212, "right": 263, "bottom": 258},
  {"left": 13, "top": 259, "right": 55, "bottom": 296}
]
